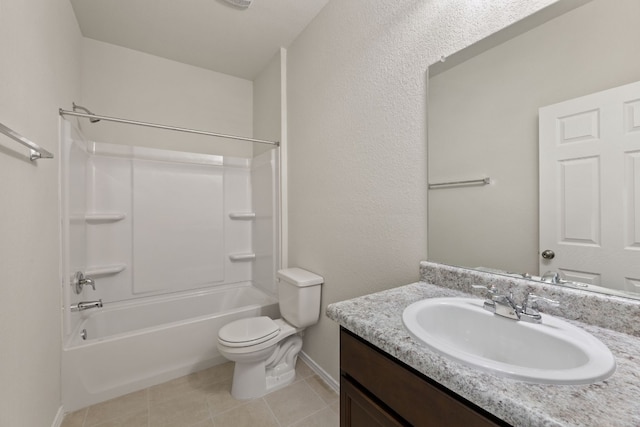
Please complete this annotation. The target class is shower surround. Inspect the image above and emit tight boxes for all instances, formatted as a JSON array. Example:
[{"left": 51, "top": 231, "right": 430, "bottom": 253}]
[{"left": 59, "top": 120, "right": 279, "bottom": 410}]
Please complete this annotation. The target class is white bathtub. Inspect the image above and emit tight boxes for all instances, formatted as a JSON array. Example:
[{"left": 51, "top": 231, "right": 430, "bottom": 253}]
[{"left": 62, "top": 283, "right": 279, "bottom": 412}]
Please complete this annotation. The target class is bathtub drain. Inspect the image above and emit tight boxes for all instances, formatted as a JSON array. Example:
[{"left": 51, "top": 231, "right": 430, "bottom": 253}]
[{"left": 81, "top": 329, "right": 87, "bottom": 340}]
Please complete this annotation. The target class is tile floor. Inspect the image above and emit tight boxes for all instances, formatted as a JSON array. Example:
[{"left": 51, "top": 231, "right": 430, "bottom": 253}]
[{"left": 61, "top": 360, "right": 339, "bottom": 427}]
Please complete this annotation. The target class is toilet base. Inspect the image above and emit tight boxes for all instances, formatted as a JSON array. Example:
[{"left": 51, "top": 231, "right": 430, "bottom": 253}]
[
  {"left": 264, "top": 354, "right": 298, "bottom": 393},
  {"left": 230, "top": 335, "right": 303, "bottom": 400}
]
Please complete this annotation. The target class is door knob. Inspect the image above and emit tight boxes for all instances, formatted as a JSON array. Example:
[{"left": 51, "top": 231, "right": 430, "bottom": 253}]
[{"left": 541, "top": 249, "right": 555, "bottom": 260}]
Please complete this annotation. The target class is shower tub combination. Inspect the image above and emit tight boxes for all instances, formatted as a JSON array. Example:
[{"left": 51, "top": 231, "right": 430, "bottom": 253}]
[
  {"left": 62, "top": 284, "right": 278, "bottom": 412},
  {"left": 60, "top": 119, "right": 280, "bottom": 411}
]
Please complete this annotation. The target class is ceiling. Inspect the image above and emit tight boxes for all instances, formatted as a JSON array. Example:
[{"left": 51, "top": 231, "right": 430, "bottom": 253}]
[{"left": 70, "top": 0, "right": 330, "bottom": 80}]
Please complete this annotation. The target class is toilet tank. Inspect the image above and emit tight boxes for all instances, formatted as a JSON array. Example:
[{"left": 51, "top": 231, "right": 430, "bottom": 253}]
[{"left": 276, "top": 268, "right": 323, "bottom": 328}]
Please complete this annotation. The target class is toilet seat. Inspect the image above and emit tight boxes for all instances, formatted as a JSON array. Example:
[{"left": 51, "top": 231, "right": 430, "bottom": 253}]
[{"left": 218, "top": 316, "right": 280, "bottom": 348}]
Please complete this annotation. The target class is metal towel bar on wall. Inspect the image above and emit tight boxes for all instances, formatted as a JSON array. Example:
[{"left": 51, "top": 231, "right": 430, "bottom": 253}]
[
  {"left": 428, "top": 177, "right": 491, "bottom": 189},
  {"left": 0, "top": 121, "right": 54, "bottom": 161}
]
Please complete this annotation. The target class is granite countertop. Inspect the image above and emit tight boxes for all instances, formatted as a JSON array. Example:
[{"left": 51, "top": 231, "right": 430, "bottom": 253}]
[{"left": 327, "top": 281, "right": 640, "bottom": 427}]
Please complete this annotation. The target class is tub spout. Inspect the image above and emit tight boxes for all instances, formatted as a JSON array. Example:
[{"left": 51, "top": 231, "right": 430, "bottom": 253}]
[{"left": 71, "top": 299, "right": 103, "bottom": 312}]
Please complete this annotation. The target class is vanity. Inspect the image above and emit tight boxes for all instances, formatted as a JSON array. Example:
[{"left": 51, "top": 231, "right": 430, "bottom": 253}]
[
  {"left": 340, "top": 328, "right": 506, "bottom": 426},
  {"left": 327, "top": 262, "right": 640, "bottom": 427},
  {"left": 329, "top": 2, "right": 640, "bottom": 424}
]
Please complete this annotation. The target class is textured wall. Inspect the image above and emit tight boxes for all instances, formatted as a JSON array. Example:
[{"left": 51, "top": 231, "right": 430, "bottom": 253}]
[
  {"left": 0, "top": 0, "right": 81, "bottom": 425},
  {"left": 80, "top": 38, "right": 254, "bottom": 157},
  {"left": 287, "top": 0, "right": 559, "bottom": 381}
]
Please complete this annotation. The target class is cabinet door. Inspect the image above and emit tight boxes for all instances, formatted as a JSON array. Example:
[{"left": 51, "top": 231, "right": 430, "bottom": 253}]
[
  {"left": 341, "top": 377, "right": 406, "bottom": 427},
  {"left": 340, "top": 328, "right": 507, "bottom": 427}
]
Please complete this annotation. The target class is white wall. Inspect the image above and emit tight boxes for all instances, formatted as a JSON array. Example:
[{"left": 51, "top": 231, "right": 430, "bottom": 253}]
[
  {"left": 287, "top": 0, "right": 559, "bottom": 381},
  {"left": 253, "top": 50, "right": 284, "bottom": 295},
  {"left": 0, "top": 0, "right": 81, "bottom": 425},
  {"left": 428, "top": 0, "right": 640, "bottom": 276},
  {"left": 80, "top": 38, "right": 254, "bottom": 157},
  {"left": 253, "top": 50, "right": 282, "bottom": 156}
]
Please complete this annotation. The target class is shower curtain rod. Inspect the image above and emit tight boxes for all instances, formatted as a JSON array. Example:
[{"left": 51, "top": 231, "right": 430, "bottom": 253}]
[{"left": 58, "top": 109, "right": 280, "bottom": 146}]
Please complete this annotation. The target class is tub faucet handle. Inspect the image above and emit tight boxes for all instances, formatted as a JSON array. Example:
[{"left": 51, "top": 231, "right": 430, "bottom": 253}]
[
  {"left": 82, "top": 277, "right": 96, "bottom": 290},
  {"left": 73, "top": 271, "right": 96, "bottom": 294}
]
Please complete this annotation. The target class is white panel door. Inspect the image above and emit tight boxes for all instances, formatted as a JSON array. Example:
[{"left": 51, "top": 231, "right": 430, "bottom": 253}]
[{"left": 539, "top": 80, "right": 640, "bottom": 292}]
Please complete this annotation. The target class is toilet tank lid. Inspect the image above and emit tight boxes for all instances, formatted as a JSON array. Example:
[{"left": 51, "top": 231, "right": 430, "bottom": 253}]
[{"left": 277, "top": 268, "right": 323, "bottom": 287}]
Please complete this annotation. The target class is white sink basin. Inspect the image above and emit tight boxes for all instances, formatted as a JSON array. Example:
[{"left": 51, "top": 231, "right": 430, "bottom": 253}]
[{"left": 402, "top": 297, "right": 616, "bottom": 384}]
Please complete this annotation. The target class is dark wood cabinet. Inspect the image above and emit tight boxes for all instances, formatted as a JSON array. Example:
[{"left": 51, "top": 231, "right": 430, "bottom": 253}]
[
  {"left": 341, "top": 378, "right": 405, "bottom": 427},
  {"left": 340, "top": 327, "right": 510, "bottom": 427}
]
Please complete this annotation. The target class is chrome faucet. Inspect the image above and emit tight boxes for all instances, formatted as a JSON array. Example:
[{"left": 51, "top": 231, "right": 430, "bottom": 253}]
[
  {"left": 70, "top": 299, "right": 103, "bottom": 312},
  {"left": 472, "top": 285, "right": 559, "bottom": 323},
  {"left": 472, "top": 285, "right": 519, "bottom": 319},
  {"left": 519, "top": 293, "right": 561, "bottom": 322},
  {"left": 541, "top": 270, "right": 563, "bottom": 284},
  {"left": 73, "top": 271, "right": 96, "bottom": 294}
]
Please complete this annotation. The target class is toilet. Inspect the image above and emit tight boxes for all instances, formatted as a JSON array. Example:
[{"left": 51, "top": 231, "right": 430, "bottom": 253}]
[{"left": 217, "top": 267, "right": 323, "bottom": 400}]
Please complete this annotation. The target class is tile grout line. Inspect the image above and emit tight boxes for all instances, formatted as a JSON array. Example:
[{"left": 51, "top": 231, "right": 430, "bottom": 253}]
[
  {"left": 304, "top": 377, "right": 325, "bottom": 404},
  {"left": 272, "top": 377, "right": 335, "bottom": 427},
  {"left": 291, "top": 378, "right": 337, "bottom": 427},
  {"left": 146, "top": 387, "right": 151, "bottom": 427},
  {"left": 304, "top": 375, "right": 338, "bottom": 407},
  {"left": 209, "top": 395, "right": 263, "bottom": 423},
  {"left": 289, "top": 406, "right": 333, "bottom": 427},
  {"left": 205, "top": 364, "right": 314, "bottom": 424},
  {"left": 205, "top": 393, "right": 215, "bottom": 425},
  {"left": 205, "top": 396, "right": 238, "bottom": 427},
  {"left": 71, "top": 362, "right": 331, "bottom": 427},
  {"left": 263, "top": 396, "right": 285, "bottom": 427}
]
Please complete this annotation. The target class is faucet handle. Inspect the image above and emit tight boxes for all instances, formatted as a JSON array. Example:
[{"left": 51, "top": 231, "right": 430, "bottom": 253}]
[
  {"left": 541, "top": 270, "right": 564, "bottom": 284},
  {"left": 516, "top": 293, "right": 559, "bottom": 323},
  {"left": 73, "top": 271, "right": 96, "bottom": 294},
  {"left": 80, "top": 277, "right": 96, "bottom": 291}
]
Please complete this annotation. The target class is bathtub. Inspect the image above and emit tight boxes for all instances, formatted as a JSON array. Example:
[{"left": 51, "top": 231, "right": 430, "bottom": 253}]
[{"left": 62, "top": 283, "right": 279, "bottom": 412}]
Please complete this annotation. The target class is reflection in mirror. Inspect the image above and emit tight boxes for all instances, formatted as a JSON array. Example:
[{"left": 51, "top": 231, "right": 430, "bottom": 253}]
[{"left": 427, "top": 0, "right": 640, "bottom": 299}]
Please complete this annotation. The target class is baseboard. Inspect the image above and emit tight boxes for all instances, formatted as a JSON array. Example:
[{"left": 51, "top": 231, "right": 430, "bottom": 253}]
[
  {"left": 299, "top": 351, "right": 340, "bottom": 394},
  {"left": 51, "top": 406, "right": 65, "bottom": 427}
]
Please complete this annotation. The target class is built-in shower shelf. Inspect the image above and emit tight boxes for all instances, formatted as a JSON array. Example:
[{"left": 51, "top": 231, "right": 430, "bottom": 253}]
[
  {"left": 85, "top": 264, "right": 127, "bottom": 276},
  {"left": 85, "top": 213, "right": 126, "bottom": 223},
  {"left": 229, "top": 212, "right": 256, "bottom": 220},
  {"left": 229, "top": 253, "right": 256, "bottom": 262}
]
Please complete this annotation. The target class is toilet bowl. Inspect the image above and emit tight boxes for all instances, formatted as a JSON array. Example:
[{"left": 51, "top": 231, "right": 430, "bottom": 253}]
[{"left": 217, "top": 268, "right": 323, "bottom": 400}]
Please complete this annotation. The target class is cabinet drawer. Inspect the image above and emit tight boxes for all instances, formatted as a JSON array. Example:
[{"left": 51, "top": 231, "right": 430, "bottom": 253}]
[{"left": 340, "top": 328, "right": 505, "bottom": 427}]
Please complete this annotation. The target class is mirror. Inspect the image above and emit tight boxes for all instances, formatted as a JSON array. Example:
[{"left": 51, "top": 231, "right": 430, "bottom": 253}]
[{"left": 427, "top": 0, "right": 640, "bottom": 299}]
